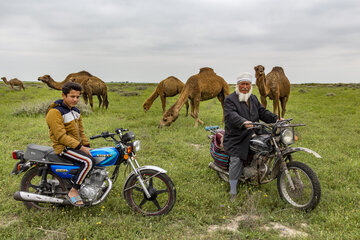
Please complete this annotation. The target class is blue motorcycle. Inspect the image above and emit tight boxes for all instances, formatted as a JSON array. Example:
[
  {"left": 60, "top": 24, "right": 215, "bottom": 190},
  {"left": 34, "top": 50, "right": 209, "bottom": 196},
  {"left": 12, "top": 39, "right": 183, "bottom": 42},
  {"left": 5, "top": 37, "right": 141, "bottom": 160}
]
[{"left": 11, "top": 128, "right": 176, "bottom": 216}]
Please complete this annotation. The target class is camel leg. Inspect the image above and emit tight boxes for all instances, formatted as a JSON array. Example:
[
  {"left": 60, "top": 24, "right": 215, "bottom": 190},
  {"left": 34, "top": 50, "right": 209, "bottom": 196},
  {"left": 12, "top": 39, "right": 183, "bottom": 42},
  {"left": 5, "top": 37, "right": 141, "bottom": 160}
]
[
  {"left": 193, "top": 99, "right": 204, "bottom": 127},
  {"left": 260, "top": 95, "right": 267, "bottom": 108},
  {"left": 273, "top": 97, "right": 280, "bottom": 117},
  {"left": 190, "top": 100, "right": 196, "bottom": 119},
  {"left": 280, "top": 97, "right": 289, "bottom": 118},
  {"left": 184, "top": 100, "right": 189, "bottom": 117},
  {"left": 217, "top": 94, "right": 225, "bottom": 122},
  {"left": 89, "top": 94, "right": 94, "bottom": 111},
  {"left": 83, "top": 94, "right": 89, "bottom": 105},
  {"left": 97, "top": 95, "right": 102, "bottom": 109},
  {"left": 160, "top": 95, "right": 166, "bottom": 114}
]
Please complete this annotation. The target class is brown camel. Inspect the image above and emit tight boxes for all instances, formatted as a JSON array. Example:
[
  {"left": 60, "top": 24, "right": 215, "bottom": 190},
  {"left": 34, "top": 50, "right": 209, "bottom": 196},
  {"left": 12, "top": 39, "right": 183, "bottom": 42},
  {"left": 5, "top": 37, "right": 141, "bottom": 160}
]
[
  {"left": 1, "top": 77, "right": 25, "bottom": 91},
  {"left": 73, "top": 76, "right": 109, "bottom": 110},
  {"left": 38, "top": 71, "right": 109, "bottom": 111},
  {"left": 159, "top": 67, "right": 230, "bottom": 127},
  {"left": 143, "top": 76, "right": 189, "bottom": 115},
  {"left": 38, "top": 71, "right": 93, "bottom": 90},
  {"left": 254, "top": 65, "right": 291, "bottom": 118}
]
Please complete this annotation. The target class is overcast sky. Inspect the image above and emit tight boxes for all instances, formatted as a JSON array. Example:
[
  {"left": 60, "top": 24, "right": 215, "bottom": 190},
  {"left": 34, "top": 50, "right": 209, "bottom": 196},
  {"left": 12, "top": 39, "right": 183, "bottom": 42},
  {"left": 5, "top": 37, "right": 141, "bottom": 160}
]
[{"left": 1, "top": 0, "right": 359, "bottom": 84}]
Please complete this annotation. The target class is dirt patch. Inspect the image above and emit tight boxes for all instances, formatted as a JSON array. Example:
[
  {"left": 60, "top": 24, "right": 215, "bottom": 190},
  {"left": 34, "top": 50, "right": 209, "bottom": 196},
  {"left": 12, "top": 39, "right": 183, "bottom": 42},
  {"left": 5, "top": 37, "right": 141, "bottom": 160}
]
[
  {"left": 262, "top": 222, "right": 308, "bottom": 238},
  {"left": 0, "top": 215, "right": 18, "bottom": 228},
  {"left": 190, "top": 144, "right": 201, "bottom": 150},
  {"left": 206, "top": 214, "right": 308, "bottom": 238}
]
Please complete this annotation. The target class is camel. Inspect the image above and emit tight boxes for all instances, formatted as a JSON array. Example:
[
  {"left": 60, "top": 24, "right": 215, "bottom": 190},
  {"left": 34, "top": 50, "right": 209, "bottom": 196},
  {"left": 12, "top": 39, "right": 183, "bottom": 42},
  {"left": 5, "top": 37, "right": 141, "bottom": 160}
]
[
  {"left": 72, "top": 76, "right": 109, "bottom": 110},
  {"left": 254, "top": 65, "right": 291, "bottom": 118},
  {"left": 38, "top": 71, "right": 93, "bottom": 90},
  {"left": 1, "top": 77, "right": 25, "bottom": 91},
  {"left": 38, "top": 71, "right": 109, "bottom": 111},
  {"left": 159, "top": 67, "right": 230, "bottom": 128},
  {"left": 143, "top": 76, "right": 189, "bottom": 115}
]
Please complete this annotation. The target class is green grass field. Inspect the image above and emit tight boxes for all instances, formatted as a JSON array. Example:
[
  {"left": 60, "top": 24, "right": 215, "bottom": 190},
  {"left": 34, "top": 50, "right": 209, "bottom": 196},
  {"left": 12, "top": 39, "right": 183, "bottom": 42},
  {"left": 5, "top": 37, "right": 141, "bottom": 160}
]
[{"left": 0, "top": 82, "right": 359, "bottom": 239}]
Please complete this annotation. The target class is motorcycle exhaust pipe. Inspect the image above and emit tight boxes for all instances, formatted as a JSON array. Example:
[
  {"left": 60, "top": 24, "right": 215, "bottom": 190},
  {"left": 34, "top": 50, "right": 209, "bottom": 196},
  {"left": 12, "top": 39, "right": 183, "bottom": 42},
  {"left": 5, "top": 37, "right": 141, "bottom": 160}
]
[
  {"left": 208, "top": 162, "right": 229, "bottom": 175},
  {"left": 14, "top": 191, "right": 70, "bottom": 205}
]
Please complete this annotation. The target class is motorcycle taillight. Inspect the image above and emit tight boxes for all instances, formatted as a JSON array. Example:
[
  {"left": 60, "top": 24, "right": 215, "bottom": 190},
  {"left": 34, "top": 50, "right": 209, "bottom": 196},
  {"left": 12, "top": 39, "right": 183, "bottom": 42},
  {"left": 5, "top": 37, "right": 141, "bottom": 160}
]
[{"left": 12, "top": 150, "right": 24, "bottom": 160}]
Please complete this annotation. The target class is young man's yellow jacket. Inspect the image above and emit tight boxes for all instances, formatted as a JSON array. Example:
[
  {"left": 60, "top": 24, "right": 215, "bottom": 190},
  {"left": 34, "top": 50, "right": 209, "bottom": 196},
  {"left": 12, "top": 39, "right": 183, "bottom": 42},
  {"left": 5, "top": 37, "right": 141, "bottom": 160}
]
[{"left": 46, "top": 99, "right": 90, "bottom": 154}]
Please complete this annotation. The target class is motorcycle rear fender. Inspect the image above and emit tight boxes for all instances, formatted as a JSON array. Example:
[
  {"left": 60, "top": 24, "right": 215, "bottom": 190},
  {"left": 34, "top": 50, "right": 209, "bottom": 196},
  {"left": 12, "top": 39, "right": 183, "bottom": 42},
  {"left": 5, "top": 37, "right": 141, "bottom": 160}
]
[{"left": 283, "top": 147, "right": 322, "bottom": 159}]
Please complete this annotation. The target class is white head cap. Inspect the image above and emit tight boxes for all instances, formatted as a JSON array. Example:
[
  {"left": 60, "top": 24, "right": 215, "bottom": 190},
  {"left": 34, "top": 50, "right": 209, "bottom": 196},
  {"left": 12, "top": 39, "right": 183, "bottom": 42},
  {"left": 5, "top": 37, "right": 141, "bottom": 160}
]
[{"left": 236, "top": 72, "right": 252, "bottom": 84}]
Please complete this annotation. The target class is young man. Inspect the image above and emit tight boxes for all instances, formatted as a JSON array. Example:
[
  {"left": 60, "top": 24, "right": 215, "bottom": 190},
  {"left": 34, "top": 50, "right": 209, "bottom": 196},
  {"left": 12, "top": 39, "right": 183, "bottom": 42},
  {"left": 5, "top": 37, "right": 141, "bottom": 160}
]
[
  {"left": 46, "top": 82, "right": 95, "bottom": 206},
  {"left": 223, "top": 72, "right": 279, "bottom": 201}
]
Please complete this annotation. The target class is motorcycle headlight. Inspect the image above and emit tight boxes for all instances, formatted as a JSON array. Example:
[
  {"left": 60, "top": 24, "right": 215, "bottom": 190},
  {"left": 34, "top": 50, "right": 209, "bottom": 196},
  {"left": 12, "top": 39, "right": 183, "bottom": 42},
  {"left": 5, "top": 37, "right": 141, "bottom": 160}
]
[
  {"left": 281, "top": 128, "right": 294, "bottom": 145},
  {"left": 132, "top": 140, "right": 140, "bottom": 152}
]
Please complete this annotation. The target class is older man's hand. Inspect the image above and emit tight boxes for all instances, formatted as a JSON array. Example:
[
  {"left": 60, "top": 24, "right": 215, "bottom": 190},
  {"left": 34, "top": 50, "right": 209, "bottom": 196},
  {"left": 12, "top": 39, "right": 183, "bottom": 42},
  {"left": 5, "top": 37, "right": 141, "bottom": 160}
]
[{"left": 243, "top": 121, "right": 253, "bottom": 128}]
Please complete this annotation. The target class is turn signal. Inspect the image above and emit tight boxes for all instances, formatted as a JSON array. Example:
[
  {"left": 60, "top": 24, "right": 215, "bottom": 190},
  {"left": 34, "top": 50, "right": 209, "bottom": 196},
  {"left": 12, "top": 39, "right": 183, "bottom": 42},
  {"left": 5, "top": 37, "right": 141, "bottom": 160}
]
[
  {"left": 124, "top": 154, "right": 129, "bottom": 160},
  {"left": 126, "top": 146, "right": 132, "bottom": 153},
  {"left": 295, "top": 135, "right": 299, "bottom": 141}
]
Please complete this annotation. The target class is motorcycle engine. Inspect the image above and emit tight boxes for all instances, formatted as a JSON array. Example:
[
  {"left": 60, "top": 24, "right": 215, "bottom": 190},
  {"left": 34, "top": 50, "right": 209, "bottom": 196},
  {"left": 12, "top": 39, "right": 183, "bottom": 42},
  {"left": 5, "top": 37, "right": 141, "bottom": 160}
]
[
  {"left": 243, "top": 153, "right": 268, "bottom": 181},
  {"left": 79, "top": 168, "right": 108, "bottom": 202}
]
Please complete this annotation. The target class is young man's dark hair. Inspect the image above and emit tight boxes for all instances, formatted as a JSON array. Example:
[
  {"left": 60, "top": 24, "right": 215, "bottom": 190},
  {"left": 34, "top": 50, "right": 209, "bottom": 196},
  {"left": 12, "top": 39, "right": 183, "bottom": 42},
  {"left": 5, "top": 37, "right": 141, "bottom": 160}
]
[{"left": 62, "top": 82, "right": 82, "bottom": 95}]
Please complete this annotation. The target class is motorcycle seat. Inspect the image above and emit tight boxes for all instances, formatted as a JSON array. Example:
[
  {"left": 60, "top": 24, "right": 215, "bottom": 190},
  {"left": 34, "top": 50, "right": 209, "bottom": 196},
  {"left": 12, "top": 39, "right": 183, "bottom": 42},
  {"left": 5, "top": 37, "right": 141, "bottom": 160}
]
[
  {"left": 46, "top": 150, "right": 74, "bottom": 165},
  {"left": 24, "top": 144, "right": 73, "bottom": 165}
]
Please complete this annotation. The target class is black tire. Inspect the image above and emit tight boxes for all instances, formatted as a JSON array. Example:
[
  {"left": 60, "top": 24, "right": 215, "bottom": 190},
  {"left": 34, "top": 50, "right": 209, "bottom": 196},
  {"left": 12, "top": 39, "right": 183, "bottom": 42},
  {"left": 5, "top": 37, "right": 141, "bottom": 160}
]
[
  {"left": 20, "top": 167, "right": 68, "bottom": 210},
  {"left": 123, "top": 169, "right": 176, "bottom": 216},
  {"left": 277, "top": 161, "right": 321, "bottom": 211}
]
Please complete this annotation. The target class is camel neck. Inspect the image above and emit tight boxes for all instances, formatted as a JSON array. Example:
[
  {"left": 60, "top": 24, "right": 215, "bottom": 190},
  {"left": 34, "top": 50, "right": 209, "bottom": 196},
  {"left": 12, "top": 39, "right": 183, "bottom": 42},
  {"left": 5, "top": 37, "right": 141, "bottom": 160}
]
[
  {"left": 172, "top": 87, "right": 189, "bottom": 113},
  {"left": 256, "top": 76, "right": 268, "bottom": 96}
]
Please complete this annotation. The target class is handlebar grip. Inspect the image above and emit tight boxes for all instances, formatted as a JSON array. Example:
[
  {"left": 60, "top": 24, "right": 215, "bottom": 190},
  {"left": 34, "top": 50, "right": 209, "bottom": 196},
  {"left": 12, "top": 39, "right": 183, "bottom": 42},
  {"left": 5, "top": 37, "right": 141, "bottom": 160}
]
[
  {"left": 90, "top": 131, "right": 110, "bottom": 140},
  {"left": 90, "top": 134, "right": 102, "bottom": 140}
]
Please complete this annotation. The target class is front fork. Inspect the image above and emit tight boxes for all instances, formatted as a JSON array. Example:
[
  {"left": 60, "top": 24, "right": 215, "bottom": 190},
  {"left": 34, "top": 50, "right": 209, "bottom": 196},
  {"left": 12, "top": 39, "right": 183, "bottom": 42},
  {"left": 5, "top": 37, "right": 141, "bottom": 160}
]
[
  {"left": 272, "top": 138, "right": 296, "bottom": 190},
  {"left": 127, "top": 156, "right": 152, "bottom": 198}
]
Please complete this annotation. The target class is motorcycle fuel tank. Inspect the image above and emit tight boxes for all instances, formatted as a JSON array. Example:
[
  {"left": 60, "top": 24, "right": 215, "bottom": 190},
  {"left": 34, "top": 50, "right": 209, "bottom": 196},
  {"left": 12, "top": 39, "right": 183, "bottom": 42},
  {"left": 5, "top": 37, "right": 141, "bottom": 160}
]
[{"left": 90, "top": 147, "right": 120, "bottom": 166}]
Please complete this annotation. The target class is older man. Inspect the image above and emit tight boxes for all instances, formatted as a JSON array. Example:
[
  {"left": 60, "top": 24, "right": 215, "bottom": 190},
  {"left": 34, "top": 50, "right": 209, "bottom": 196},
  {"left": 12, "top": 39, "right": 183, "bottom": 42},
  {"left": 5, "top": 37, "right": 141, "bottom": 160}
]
[{"left": 223, "top": 72, "right": 279, "bottom": 201}]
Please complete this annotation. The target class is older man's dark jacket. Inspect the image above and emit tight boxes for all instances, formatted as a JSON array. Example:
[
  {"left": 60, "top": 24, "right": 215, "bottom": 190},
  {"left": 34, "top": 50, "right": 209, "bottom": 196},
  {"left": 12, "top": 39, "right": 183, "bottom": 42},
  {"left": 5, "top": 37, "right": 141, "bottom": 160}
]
[{"left": 223, "top": 92, "right": 278, "bottom": 159}]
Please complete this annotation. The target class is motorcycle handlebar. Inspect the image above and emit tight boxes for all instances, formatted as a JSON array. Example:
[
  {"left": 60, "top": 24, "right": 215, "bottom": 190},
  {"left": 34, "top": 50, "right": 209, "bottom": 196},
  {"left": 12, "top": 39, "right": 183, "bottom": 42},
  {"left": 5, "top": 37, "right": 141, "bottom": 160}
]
[{"left": 90, "top": 131, "right": 115, "bottom": 140}]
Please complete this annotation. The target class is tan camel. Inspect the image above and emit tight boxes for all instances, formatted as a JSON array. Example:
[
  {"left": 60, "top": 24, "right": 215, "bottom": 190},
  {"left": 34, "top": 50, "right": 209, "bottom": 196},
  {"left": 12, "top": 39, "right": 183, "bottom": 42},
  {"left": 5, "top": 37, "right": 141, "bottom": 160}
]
[
  {"left": 143, "top": 76, "right": 189, "bottom": 115},
  {"left": 159, "top": 67, "right": 230, "bottom": 127},
  {"left": 37, "top": 71, "right": 93, "bottom": 90},
  {"left": 1, "top": 77, "right": 25, "bottom": 91},
  {"left": 254, "top": 65, "right": 291, "bottom": 118},
  {"left": 73, "top": 76, "right": 109, "bottom": 110},
  {"left": 38, "top": 71, "right": 109, "bottom": 111}
]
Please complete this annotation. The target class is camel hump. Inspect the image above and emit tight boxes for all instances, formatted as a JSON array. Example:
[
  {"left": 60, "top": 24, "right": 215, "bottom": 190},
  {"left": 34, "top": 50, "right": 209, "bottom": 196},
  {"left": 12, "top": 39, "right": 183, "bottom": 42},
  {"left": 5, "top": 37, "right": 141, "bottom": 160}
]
[
  {"left": 78, "top": 70, "right": 93, "bottom": 76},
  {"left": 271, "top": 66, "right": 284, "bottom": 73},
  {"left": 199, "top": 67, "right": 214, "bottom": 74}
]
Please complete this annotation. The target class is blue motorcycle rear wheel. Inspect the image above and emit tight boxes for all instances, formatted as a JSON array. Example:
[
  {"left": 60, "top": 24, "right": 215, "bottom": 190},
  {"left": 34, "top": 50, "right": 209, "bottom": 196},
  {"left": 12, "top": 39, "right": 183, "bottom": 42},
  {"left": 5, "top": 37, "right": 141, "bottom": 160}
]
[{"left": 20, "top": 167, "right": 68, "bottom": 210}]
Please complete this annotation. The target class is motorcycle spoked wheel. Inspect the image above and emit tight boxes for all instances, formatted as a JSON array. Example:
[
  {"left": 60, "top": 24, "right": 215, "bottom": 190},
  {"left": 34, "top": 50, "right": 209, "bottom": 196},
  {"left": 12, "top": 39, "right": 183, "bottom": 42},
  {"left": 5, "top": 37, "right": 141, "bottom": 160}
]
[
  {"left": 277, "top": 161, "right": 321, "bottom": 211},
  {"left": 20, "top": 167, "right": 67, "bottom": 210},
  {"left": 123, "top": 169, "right": 176, "bottom": 216}
]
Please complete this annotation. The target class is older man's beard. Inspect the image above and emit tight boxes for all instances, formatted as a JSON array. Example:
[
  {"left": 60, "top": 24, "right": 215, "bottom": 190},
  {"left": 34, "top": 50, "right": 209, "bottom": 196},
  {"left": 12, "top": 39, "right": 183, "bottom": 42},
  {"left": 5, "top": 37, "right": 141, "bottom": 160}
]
[{"left": 236, "top": 86, "right": 252, "bottom": 102}]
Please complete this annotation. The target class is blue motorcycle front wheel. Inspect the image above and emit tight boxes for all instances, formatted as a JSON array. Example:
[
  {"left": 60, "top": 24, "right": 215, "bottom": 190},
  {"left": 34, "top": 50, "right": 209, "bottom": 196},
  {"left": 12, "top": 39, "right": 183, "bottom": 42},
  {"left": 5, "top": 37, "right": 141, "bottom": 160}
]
[{"left": 123, "top": 169, "right": 176, "bottom": 216}]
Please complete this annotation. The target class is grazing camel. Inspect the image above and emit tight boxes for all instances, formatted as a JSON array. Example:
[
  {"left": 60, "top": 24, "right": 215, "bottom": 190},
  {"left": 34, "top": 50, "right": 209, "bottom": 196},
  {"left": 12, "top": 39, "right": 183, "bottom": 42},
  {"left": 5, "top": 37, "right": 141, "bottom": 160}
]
[
  {"left": 1, "top": 77, "right": 25, "bottom": 91},
  {"left": 38, "top": 71, "right": 93, "bottom": 90},
  {"left": 159, "top": 67, "right": 230, "bottom": 128},
  {"left": 38, "top": 71, "right": 109, "bottom": 111},
  {"left": 143, "top": 76, "right": 189, "bottom": 115},
  {"left": 73, "top": 76, "right": 109, "bottom": 110},
  {"left": 254, "top": 65, "right": 291, "bottom": 118}
]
